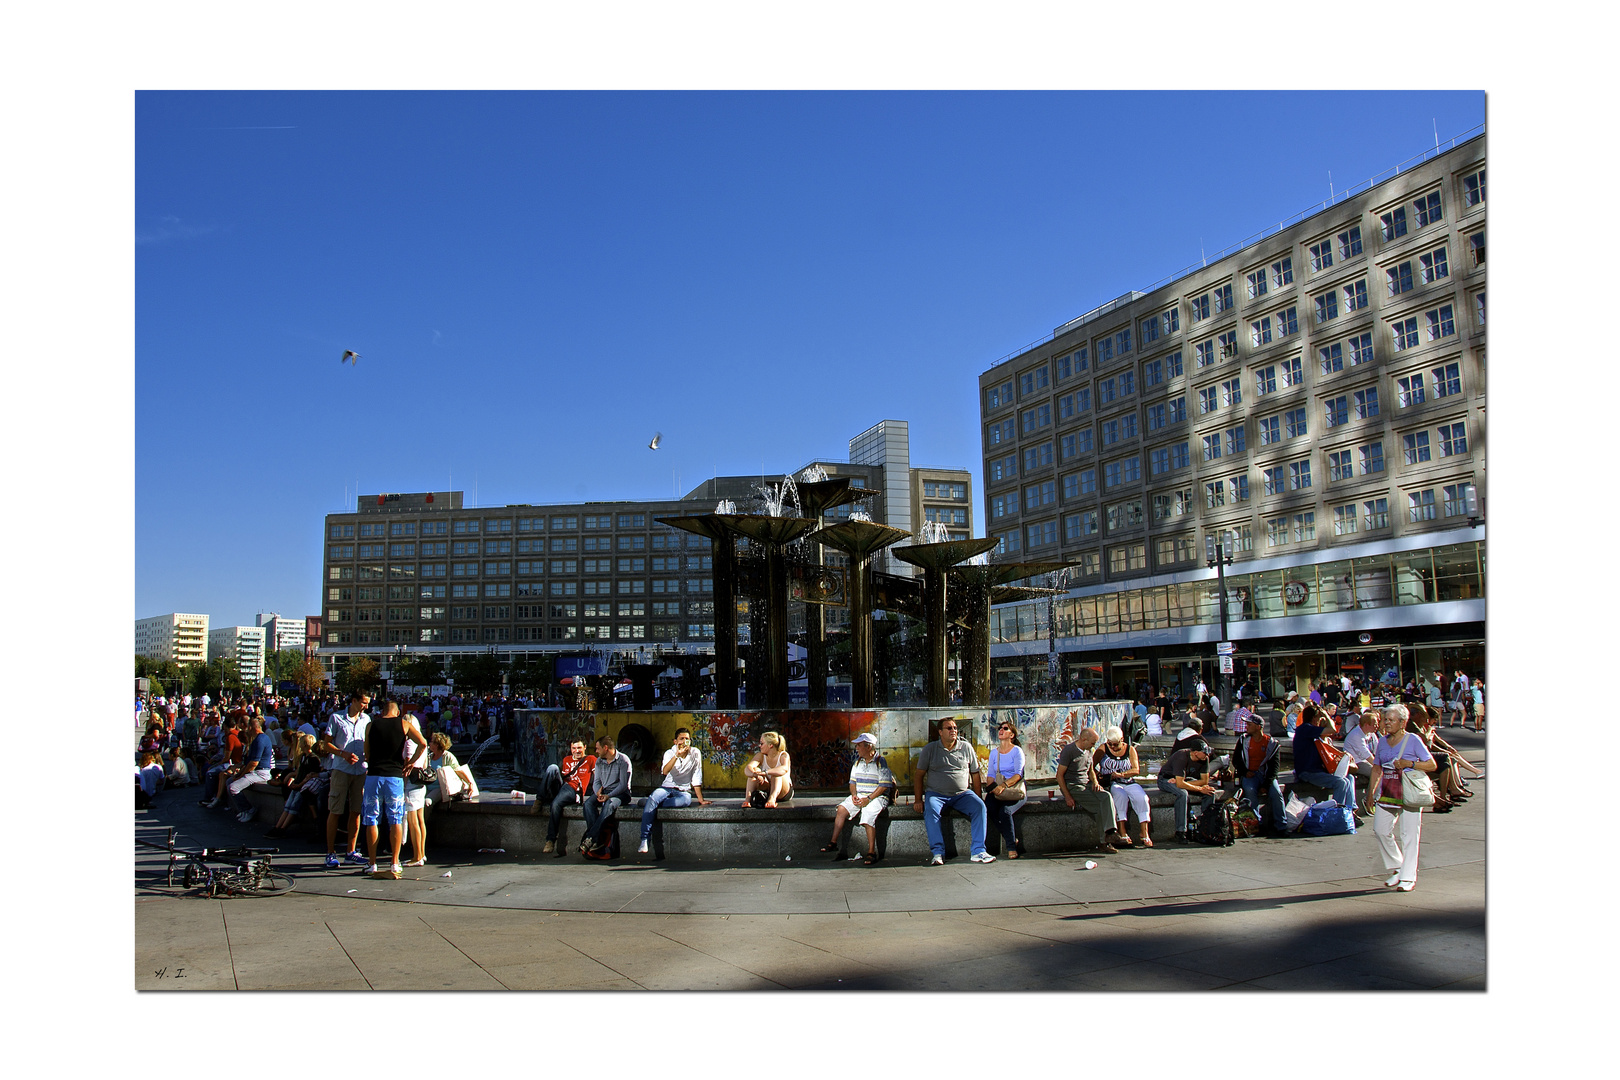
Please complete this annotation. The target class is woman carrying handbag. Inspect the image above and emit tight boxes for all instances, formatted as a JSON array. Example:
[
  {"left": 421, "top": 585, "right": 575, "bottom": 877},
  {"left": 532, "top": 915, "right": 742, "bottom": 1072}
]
[
  {"left": 984, "top": 722, "right": 1028, "bottom": 858},
  {"left": 1365, "top": 704, "right": 1437, "bottom": 892}
]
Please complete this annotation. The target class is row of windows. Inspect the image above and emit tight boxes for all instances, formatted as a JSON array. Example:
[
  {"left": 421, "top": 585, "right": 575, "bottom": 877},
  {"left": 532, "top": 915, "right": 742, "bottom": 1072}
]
[
  {"left": 989, "top": 293, "right": 1478, "bottom": 451},
  {"left": 989, "top": 541, "right": 1482, "bottom": 643},
  {"left": 987, "top": 349, "right": 1473, "bottom": 487},
  {"left": 329, "top": 624, "right": 718, "bottom": 646},
  {"left": 328, "top": 513, "right": 707, "bottom": 542},
  {"left": 987, "top": 165, "right": 1484, "bottom": 413},
  {"left": 999, "top": 430, "right": 1465, "bottom": 514},
  {"left": 1001, "top": 468, "right": 1474, "bottom": 561}
]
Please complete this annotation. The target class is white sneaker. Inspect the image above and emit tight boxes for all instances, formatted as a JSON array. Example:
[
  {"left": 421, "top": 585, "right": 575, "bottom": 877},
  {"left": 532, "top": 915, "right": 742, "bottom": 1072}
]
[
  {"left": 1384, "top": 871, "right": 1402, "bottom": 887},
  {"left": 929, "top": 854, "right": 944, "bottom": 866},
  {"left": 236, "top": 810, "right": 254, "bottom": 824},
  {"left": 389, "top": 863, "right": 403, "bottom": 879},
  {"left": 367, "top": 864, "right": 381, "bottom": 877},
  {"left": 970, "top": 851, "right": 997, "bottom": 863},
  {"left": 637, "top": 840, "right": 649, "bottom": 854}
]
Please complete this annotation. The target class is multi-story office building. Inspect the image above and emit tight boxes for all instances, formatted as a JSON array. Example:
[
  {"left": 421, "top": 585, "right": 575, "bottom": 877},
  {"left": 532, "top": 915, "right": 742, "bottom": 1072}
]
[
  {"left": 209, "top": 625, "right": 267, "bottom": 684},
  {"left": 316, "top": 425, "right": 971, "bottom": 679},
  {"left": 978, "top": 134, "right": 1485, "bottom": 699},
  {"left": 255, "top": 612, "right": 307, "bottom": 654},
  {"left": 135, "top": 613, "right": 209, "bottom": 664}
]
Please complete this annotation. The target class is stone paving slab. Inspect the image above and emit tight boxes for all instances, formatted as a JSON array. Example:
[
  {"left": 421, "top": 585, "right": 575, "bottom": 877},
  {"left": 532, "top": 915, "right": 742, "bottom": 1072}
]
[{"left": 134, "top": 746, "right": 1485, "bottom": 991}]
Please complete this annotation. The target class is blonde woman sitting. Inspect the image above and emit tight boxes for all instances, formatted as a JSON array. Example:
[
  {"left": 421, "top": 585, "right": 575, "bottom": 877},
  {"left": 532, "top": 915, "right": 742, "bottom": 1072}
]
[{"left": 743, "top": 731, "right": 793, "bottom": 808}]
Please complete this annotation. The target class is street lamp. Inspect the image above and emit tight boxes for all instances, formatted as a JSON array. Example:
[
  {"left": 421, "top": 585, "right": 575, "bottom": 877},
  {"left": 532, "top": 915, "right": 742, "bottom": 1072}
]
[{"left": 1205, "top": 529, "right": 1235, "bottom": 713}]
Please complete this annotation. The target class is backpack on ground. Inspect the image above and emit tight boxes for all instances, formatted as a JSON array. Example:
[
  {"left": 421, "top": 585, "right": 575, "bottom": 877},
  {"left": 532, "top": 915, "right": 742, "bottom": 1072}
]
[{"left": 1190, "top": 802, "right": 1236, "bottom": 846}]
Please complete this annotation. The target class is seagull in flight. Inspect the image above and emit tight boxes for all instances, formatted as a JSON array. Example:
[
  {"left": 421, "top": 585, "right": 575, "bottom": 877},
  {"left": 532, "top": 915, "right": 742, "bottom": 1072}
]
[
  {"left": 340, "top": 350, "right": 361, "bottom": 365},
  {"left": 648, "top": 432, "right": 662, "bottom": 450}
]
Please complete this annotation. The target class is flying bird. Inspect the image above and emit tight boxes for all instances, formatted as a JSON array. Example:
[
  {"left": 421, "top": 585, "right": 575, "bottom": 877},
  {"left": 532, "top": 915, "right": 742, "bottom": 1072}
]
[
  {"left": 648, "top": 432, "right": 662, "bottom": 450},
  {"left": 340, "top": 350, "right": 361, "bottom": 365}
]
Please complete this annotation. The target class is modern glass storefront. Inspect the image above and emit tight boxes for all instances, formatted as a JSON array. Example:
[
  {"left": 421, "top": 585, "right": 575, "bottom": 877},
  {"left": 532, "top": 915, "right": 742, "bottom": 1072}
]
[{"left": 985, "top": 539, "right": 1484, "bottom": 702}]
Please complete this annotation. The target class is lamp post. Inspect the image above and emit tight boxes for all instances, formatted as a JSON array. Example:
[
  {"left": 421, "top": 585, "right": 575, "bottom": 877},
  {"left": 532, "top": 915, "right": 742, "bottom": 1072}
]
[{"left": 1205, "top": 529, "right": 1234, "bottom": 713}]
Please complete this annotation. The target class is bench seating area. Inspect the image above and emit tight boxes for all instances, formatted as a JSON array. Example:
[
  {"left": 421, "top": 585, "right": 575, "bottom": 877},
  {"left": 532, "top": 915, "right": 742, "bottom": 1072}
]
[{"left": 239, "top": 781, "right": 1212, "bottom": 862}]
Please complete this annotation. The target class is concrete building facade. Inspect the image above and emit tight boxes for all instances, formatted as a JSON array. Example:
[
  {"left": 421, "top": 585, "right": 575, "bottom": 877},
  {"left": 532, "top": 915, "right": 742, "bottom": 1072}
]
[
  {"left": 208, "top": 625, "right": 267, "bottom": 685},
  {"left": 316, "top": 425, "right": 972, "bottom": 679},
  {"left": 135, "top": 612, "right": 210, "bottom": 664},
  {"left": 977, "top": 133, "right": 1485, "bottom": 700}
]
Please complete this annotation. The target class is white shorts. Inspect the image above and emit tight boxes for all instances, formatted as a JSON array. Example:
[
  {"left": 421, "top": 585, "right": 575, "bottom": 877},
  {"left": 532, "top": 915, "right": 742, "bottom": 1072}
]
[
  {"left": 404, "top": 783, "right": 426, "bottom": 812},
  {"left": 227, "top": 768, "right": 271, "bottom": 795},
  {"left": 836, "top": 793, "right": 890, "bottom": 827}
]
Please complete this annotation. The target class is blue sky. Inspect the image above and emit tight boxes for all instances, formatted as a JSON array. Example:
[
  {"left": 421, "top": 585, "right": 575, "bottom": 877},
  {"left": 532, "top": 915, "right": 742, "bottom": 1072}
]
[{"left": 136, "top": 90, "right": 1485, "bottom": 630}]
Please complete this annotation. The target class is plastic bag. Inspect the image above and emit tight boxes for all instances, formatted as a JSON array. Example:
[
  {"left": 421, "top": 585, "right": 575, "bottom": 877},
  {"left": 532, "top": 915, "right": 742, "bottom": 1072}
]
[{"left": 1281, "top": 792, "right": 1316, "bottom": 832}]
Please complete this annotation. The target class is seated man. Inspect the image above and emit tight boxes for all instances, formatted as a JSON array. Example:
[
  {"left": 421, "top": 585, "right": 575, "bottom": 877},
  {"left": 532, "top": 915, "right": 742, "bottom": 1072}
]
[
  {"left": 1342, "top": 710, "right": 1381, "bottom": 818},
  {"left": 1291, "top": 704, "right": 1356, "bottom": 810},
  {"left": 638, "top": 727, "right": 710, "bottom": 855},
  {"left": 913, "top": 720, "right": 994, "bottom": 865},
  {"left": 1232, "top": 714, "right": 1285, "bottom": 833},
  {"left": 1156, "top": 737, "right": 1216, "bottom": 842},
  {"left": 224, "top": 714, "right": 277, "bottom": 824},
  {"left": 198, "top": 717, "right": 243, "bottom": 806},
  {"left": 539, "top": 739, "right": 596, "bottom": 856},
  {"left": 822, "top": 733, "right": 895, "bottom": 864},
  {"left": 1054, "top": 728, "right": 1119, "bottom": 853},
  {"left": 581, "top": 735, "right": 631, "bottom": 857},
  {"left": 162, "top": 747, "right": 193, "bottom": 789}
]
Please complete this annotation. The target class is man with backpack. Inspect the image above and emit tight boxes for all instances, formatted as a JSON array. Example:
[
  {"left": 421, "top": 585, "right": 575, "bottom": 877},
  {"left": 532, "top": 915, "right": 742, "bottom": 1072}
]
[
  {"left": 1157, "top": 737, "right": 1216, "bottom": 843},
  {"left": 1232, "top": 714, "right": 1284, "bottom": 834}
]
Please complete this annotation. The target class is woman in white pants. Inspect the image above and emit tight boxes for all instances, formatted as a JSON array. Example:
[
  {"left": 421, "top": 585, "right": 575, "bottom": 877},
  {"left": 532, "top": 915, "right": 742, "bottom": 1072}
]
[{"left": 1365, "top": 704, "right": 1436, "bottom": 892}]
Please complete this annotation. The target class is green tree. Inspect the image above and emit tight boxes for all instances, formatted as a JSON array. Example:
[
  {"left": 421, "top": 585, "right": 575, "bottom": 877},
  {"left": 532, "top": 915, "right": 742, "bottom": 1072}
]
[
  {"left": 450, "top": 652, "right": 506, "bottom": 696},
  {"left": 393, "top": 652, "right": 444, "bottom": 689},
  {"left": 190, "top": 658, "right": 243, "bottom": 698},
  {"left": 507, "top": 654, "right": 553, "bottom": 695},
  {"left": 335, "top": 657, "right": 381, "bottom": 698},
  {"left": 264, "top": 648, "right": 305, "bottom": 687}
]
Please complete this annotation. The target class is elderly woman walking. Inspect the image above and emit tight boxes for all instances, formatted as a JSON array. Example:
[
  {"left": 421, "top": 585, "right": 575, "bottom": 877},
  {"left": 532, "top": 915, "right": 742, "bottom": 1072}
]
[{"left": 1367, "top": 703, "right": 1437, "bottom": 892}]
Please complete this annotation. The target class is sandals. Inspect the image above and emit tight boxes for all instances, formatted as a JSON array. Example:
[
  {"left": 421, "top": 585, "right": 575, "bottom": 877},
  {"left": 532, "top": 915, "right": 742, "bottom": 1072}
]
[
  {"left": 1140, "top": 836, "right": 1154, "bottom": 848},
  {"left": 1114, "top": 836, "right": 1135, "bottom": 849},
  {"left": 819, "top": 842, "right": 840, "bottom": 852},
  {"left": 861, "top": 853, "right": 878, "bottom": 866}
]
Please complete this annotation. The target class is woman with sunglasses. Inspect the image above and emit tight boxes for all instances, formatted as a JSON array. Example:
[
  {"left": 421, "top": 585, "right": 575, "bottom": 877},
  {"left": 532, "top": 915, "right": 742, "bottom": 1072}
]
[
  {"left": 984, "top": 722, "right": 1028, "bottom": 858},
  {"left": 1096, "top": 725, "right": 1153, "bottom": 848}
]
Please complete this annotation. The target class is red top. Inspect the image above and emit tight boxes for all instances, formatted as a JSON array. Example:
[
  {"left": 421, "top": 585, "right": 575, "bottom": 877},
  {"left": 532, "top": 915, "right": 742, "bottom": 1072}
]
[{"left": 560, "top": 754, "right": 597, "bottom": 796}]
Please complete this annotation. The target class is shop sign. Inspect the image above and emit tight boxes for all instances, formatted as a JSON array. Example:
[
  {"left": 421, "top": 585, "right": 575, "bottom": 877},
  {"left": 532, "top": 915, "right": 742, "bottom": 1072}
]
[{"left": 1283, "top": 580, "right": 1310, "bottom": 606}]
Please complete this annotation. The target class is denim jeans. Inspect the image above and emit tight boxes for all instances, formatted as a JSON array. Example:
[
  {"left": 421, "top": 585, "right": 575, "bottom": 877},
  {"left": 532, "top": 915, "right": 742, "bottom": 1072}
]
[
  {"left": 922, "top": 790, "right": 987, "bottom": 857},
  {"left": 640, "top": 786, "right": 692, "bottom": 841},
  {"left": 581, "top": 795, "right": 622, "bottom": 847},
  {"left": 1156, "top": 778, "right": 1212, "bottom": 833},
  {"left": 1297, "top": 770, "right": 1355, "bottom": 810},
  {"left": 539, "top": 764, "right": 581, "bottom": 841},
  {"left": 1239, "top": 775, "right": 1285, "bottom": 828},
  {"left": 984, "top": 794, "right": 1025, "bottom": 854}
]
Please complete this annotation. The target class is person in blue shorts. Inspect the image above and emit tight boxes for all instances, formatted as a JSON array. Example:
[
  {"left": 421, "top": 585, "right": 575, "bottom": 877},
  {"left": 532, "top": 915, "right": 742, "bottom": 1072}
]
[{"left": 360, "top": 700, "right": 428, "bottom": 880}]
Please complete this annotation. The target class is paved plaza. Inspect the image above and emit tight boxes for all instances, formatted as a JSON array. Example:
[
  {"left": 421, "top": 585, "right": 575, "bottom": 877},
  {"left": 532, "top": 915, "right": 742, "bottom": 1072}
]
[{"left": 136, "top": 734, "right": 1485, "bottom": 992}]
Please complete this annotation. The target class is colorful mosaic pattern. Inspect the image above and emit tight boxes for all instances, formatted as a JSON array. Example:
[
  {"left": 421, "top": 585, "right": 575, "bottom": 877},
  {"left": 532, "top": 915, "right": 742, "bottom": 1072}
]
[{"left": 514, "top": 703, "right": 1132, "bottom": 790}]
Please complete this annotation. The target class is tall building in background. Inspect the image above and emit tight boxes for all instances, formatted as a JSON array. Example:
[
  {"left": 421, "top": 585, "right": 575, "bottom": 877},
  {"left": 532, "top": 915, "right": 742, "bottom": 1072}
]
[
  {"left": 977, "top": 133, "right": 1485, "bottom": 700},
  {"left": 256, "top": 612, "right": 307, "bottom": 654},
  {"left": 209, "top": 625, "right": 267, "bottom": 685},
  {"left": 135, "top": 613, "right": 209, "bottom": 663},
  {"left": 314, "top": 422, "right": 971, "bottom": 680}
]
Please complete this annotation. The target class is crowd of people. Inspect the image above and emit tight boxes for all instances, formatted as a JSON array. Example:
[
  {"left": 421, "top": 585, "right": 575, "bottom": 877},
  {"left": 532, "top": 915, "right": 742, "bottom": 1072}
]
[{"left": 136, "top": 672, "right": 1478, "bottom": 890}]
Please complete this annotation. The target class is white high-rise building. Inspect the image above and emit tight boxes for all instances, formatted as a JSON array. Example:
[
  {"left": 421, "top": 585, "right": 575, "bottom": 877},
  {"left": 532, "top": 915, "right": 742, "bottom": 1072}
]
[
  {"left": 256, "top": 612, "right": 306, "bottom": 653},
  {"left": 135, "top": 613, "right": 209, "bottom": 664},
  {"left": 209, "top": 625, "right": 266, "bottom": 684}
]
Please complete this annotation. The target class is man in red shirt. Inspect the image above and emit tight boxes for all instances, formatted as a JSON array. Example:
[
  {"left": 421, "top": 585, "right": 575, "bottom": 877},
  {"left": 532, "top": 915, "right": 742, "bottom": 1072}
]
[
  {"left": 199, "top": 718, "right": 245, "bottom": 807},
  {"left": 539, "top": 739, "right": 596, "bottom": 856}
]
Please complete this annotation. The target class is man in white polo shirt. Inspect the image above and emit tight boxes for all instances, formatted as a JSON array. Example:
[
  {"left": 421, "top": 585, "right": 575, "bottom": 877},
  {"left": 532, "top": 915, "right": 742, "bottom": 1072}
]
[{"left": 822, "top": 733, "right": 896, "bottom": 864}]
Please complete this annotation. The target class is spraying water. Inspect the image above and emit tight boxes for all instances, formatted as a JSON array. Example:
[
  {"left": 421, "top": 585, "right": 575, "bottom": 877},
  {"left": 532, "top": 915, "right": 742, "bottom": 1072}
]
[
  {"left": 716, "top": 499, "right": 736, "bottom": 515},
  {"left": 919, "top": 520, "right": 952, "bottom": 543}
]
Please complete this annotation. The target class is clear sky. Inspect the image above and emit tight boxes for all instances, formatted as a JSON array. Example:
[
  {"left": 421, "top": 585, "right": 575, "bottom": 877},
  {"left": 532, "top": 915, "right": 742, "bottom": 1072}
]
[{"left": 136, "top": 90, "right": 1484, "bottom": 629}]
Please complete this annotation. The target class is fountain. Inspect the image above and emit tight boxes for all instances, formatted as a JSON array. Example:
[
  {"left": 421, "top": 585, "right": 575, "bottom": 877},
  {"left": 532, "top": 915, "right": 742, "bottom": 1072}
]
[
  {"left": 890, "top": 536, "right": 1000, "bottom": 705},
  {"left": 806, "top": 518, "right": 913, "bottom": 708},
  {"left": 947, "top": 560, "right": 1080, "bottom": 706}
]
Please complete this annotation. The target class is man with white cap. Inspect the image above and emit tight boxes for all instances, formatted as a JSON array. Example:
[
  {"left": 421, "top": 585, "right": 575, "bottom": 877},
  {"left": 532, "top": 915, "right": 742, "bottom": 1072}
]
[{"left": 820, "top": 733, "right": 895, "bottom": 864}]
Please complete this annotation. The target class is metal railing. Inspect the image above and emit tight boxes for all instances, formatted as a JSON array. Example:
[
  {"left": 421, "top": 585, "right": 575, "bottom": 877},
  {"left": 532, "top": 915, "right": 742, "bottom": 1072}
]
[{"left": 983, "top": 124, "right": 1485, "bottom": 373}]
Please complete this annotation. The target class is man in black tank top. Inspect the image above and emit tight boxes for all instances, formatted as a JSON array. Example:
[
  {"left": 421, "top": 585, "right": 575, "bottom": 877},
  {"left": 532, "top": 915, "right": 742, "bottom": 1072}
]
[{"left": 361, "top": 700, "right": 428, "bottom": 879}]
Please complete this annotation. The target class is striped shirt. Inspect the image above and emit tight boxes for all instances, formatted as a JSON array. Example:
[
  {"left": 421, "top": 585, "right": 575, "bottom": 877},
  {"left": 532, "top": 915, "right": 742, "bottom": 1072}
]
[{"left": 849, "top": 755, "right": 895, "bottom": 799}]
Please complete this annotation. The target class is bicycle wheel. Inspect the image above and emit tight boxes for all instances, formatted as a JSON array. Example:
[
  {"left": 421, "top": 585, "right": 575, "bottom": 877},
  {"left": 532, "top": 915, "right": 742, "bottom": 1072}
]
[{"left": 245, "top": 871, "right": 296, "bottom": 897}]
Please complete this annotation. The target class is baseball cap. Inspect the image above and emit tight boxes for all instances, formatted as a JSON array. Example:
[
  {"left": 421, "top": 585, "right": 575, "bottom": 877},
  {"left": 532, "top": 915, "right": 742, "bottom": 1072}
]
[{"left": 853, "top": 733, "right": 878, "bottom": 747}]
